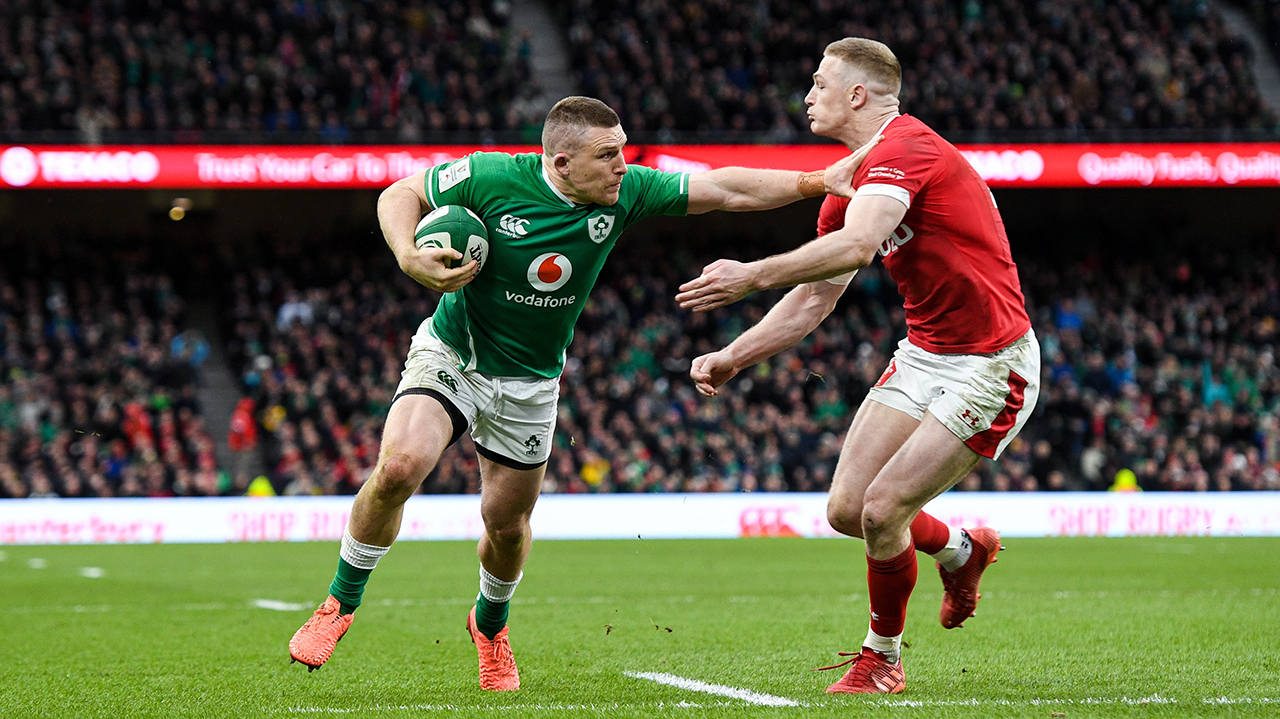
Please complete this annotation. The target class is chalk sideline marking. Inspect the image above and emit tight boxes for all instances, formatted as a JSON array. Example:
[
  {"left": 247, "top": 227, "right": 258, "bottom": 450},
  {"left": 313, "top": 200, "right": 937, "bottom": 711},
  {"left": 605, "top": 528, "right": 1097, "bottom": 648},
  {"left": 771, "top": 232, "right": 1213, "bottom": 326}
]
[
  {"left": 625, "top": 670, "right": 803, "bottom": 707},
  {"left": 253, "top": 599, "right": 308, "bottom": 612},
  {"left": 281, "top": 702, "right": 723, "bottom": 714}
]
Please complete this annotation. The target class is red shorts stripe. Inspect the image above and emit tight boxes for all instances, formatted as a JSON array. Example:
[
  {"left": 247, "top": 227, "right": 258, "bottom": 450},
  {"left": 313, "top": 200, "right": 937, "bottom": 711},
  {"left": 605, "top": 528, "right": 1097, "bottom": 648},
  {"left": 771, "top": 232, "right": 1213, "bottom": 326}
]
[
  {"left": 964, "top": 370, "right": 1028, "bottom": 458},
  {"left": 875, "top": 359, "right": 898, "bottom": 388}
]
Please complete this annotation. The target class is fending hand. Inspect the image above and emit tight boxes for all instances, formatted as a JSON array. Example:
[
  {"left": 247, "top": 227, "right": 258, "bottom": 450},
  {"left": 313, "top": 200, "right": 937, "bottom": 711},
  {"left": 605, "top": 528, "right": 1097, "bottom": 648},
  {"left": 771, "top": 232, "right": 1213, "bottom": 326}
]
[
  {"left": 824, "top": 134, "right": 883, "bottom": 198},
  {"left": 675, "top": 259, "right": 758, "bottom": 312},
  {"left": 690, "top": 350, "right": 740, "bottom": 397}
]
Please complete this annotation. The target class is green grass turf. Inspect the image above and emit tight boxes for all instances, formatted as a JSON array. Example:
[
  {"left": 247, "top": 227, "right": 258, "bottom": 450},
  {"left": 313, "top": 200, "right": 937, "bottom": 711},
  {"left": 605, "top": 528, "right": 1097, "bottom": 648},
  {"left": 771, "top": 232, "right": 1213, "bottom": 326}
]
[{"left": 1, "top": 537, "right": 1278, "bottom": 718}]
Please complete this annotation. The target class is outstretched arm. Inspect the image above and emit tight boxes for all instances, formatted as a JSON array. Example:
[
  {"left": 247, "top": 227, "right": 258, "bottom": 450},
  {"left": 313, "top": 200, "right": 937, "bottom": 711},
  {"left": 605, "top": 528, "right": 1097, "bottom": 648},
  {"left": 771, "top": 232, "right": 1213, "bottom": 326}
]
[
  {"left": 676, "top": 193, "right": 905, "bottom": 312},
  {"left": 690, "top": 280, "right": 848, "bottom": 397},
  {"left": 684, "top": 135, "right": 881, "bottom": 214},
  {"left": 378, "top": 171, "right": 477, "bottom": 293}
]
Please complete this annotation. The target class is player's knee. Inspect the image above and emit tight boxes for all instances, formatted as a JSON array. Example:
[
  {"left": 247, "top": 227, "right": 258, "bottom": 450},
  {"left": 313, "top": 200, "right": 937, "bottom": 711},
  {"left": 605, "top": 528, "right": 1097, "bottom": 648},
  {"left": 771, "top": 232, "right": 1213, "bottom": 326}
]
[
  {"left": 484, "top": 517, "right": 529, "bottom": 549},
  {"left": 860, "top": 494, "right": 907, "bottom": 540},
  {"left": 827, "top": 500, "right": 864, "bottom": 538},
  {"left": 372, "top": 452, "right": 429, "bottom": 498}
]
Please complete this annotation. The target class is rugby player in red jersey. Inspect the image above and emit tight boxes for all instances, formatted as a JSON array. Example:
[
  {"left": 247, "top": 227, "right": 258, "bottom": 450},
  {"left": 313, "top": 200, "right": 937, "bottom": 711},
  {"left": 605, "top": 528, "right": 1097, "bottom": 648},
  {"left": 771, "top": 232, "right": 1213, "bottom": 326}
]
[{"left": 676, "top": 38, "right": 1040, "bottom": 695}]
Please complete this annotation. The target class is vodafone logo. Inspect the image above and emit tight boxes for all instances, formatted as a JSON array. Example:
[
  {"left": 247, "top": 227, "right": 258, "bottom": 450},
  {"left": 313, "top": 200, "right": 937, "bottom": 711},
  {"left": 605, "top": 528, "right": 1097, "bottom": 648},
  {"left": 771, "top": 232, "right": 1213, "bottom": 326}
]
[
  {"left": 0, "top": 147, "right": 38, "bottom": 186},
  {"left": 527, "top": 253, "right": 572, "bottom": 292}
]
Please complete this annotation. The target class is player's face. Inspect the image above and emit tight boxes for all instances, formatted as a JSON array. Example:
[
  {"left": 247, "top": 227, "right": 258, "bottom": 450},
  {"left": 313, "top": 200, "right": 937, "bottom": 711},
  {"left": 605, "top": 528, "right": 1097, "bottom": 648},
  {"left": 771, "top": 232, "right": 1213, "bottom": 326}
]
[
  {"left": 805, "top": 57, "right": 857, "bottom": 137},
  {"left": 564, "top": 125, "right": 628, "bottom": 205}
]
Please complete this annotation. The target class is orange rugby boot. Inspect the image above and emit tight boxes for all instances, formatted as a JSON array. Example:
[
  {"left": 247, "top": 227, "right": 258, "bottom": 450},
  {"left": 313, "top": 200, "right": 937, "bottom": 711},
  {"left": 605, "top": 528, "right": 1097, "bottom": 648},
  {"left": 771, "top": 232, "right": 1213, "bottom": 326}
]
[
  {"left": 467, "top": 606, "right": 520, "bottom": 691},
  {"left": 817, "top": 647, "right": 906, "bottom": 694},
  {"left": 289, "top": 595, "right": 354, "bottom": 671},
  {"left": 938, "top": 527, "right": 1004, "bottom": 629}
]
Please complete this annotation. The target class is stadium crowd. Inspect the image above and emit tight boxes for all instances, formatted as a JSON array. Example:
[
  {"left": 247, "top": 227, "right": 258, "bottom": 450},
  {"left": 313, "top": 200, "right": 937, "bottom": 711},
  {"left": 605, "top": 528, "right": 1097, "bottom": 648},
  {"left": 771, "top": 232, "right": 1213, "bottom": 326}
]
[
  {"left": 0, "top": 0, "right": 539, "bottom": 141},
  {"left": 0, "top": 257, "right": 220, "bottom": 498},
  {"left": 562, "top": 0, "right": 1275, "bottom": 136},
  {"left": 219, "top": 239, "right": 1280, "bottom": 499},
  {"left": 2, "top": 0, "right": 1274, "bottom": 144}
]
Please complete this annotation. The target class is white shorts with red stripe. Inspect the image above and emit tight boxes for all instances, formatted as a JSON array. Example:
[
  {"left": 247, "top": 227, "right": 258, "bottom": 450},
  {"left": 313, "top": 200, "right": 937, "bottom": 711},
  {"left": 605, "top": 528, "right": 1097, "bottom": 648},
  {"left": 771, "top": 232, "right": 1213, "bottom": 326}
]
[{"left": 866, "top": 329, "right": 1040, "bottom": 460}]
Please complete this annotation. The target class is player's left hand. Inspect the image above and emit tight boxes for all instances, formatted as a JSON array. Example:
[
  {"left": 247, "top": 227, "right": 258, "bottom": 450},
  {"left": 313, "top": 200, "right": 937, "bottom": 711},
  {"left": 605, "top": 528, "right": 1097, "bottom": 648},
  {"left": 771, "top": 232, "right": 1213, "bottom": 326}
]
[
  {"left": 690, "top": 350, "right": 740, "bottom": 397},
  {"left": 675, "top": 259, "right": 758, "bottom": 312},
  {"left": 823, "top": 134, "right": 883, "bottom": 198}
]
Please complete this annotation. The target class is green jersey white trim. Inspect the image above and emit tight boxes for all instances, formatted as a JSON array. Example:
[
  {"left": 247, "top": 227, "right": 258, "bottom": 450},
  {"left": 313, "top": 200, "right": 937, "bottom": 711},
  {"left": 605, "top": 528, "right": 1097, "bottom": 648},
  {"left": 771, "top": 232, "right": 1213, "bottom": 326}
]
[
  {"left": 540, "top": 163, "right": 577, "bottom": 207},
  {"left": 419, "top": 151, "right": 689, "bottom": 378}
]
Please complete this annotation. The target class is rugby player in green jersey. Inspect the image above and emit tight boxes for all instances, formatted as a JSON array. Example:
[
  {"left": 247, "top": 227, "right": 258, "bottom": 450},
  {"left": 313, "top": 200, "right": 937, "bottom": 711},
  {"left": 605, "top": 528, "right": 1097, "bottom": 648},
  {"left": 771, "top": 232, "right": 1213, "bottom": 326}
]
[{"left": 289, "top": 96, "right": 878, "bottom": 689}]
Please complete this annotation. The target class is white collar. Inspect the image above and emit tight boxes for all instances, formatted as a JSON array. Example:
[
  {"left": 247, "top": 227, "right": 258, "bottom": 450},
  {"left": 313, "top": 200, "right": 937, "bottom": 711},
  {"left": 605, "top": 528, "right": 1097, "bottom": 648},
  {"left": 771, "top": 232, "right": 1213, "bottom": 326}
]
[
  {"left": 540, "top": 161, "right": 580, "bottom": 207},
  {"left": 874, "top": 113, "right": 900, "bottom": 137}
]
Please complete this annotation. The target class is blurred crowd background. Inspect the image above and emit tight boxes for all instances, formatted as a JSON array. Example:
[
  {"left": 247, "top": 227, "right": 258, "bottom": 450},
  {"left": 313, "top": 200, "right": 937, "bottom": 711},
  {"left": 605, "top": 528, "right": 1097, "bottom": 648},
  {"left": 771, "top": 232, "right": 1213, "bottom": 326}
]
[
  {"left": 6, "top": 231, "right": 1280, "bottom": 498},
  {"left": 0, "top": 0, "right": 1276, "bottom": 144},
  {"left": 3, "top": 0, "right": 1280, "bottom": 498},
  {"left": 563, "top": 0, "right": 1274, "bottom": 137}
]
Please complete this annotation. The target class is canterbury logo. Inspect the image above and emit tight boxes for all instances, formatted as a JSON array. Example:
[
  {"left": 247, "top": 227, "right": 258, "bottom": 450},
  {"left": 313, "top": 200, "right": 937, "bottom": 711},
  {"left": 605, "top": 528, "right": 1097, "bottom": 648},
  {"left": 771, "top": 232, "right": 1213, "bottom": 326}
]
[
  {"left": 498, "top": 214, "right": 529, "bottom": 237},
  {"left": 436, "top": 370, "right": 458, "bottom": 394}
]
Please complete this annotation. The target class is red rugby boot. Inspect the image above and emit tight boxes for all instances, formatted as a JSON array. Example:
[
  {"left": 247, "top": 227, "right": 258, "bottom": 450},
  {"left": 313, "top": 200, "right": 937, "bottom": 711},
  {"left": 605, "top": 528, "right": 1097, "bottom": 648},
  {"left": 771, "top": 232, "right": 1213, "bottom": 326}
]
[
  {"left": 289, "top": 596, "right": 353, "bottom": 671},
  {"left": 939, "top": 527, "right": 1003, "bottom": 629},
  {"left": 467, "top": 606, "right": 520, "bottom": 691},
  {"left": 818, "top": 647, "right": 906, "bottom": 694}
]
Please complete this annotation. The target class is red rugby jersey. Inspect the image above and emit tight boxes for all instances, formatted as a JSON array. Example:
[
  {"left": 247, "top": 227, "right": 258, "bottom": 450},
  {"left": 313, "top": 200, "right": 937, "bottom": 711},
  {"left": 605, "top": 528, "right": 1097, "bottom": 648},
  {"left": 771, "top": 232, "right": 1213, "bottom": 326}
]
[{"left": 818, "top": 114, "right": 1030, "bottom": 354}]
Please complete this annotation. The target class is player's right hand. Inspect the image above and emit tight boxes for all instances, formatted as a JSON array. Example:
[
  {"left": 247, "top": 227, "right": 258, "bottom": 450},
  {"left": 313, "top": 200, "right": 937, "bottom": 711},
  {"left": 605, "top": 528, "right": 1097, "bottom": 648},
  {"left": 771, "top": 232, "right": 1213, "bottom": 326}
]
[
  {"left": 399, "top": 247, "right": 478, "bottom": 293},
  {"left": 824, "top": 133, "right": 883, "bottom": 197},
  {"left": 690, "top": 350, "right": 740, "bottom": 397}
]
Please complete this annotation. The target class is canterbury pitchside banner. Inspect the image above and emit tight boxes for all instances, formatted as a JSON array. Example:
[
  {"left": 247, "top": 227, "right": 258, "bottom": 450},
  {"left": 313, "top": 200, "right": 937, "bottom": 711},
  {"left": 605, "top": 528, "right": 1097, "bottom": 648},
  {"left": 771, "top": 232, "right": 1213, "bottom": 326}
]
[{"left": 4, "top": 143, "right": 1280, "bottom": 189}]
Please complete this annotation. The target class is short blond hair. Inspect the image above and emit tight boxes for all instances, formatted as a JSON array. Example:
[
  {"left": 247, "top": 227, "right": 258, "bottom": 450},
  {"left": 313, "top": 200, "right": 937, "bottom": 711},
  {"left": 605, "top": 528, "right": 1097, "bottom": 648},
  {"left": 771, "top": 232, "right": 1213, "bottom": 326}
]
[
  {"left": 824, "top": 38, "right": 901, "bottom": 97},
  {"left": 542, "top": 96, "right": 621, "bottom": 156}
]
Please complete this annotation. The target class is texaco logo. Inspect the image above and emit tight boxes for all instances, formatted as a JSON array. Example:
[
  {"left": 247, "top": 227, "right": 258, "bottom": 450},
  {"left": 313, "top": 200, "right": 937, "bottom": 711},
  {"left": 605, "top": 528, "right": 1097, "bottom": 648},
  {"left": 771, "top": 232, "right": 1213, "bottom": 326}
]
[{"left": 0, "top": 147, "right": 38, "bottom": 187}]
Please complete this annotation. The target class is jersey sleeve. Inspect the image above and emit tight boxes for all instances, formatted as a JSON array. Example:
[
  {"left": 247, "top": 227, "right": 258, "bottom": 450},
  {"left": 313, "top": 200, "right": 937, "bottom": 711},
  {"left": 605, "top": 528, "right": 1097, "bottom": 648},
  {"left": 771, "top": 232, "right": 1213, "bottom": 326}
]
[
  {"left": 422, "top": 152, "right": 505, "bottom": 214},
  {"left": 817, "top": 195, "right": 849, "bottom": 237},
  {"left": 816, "top": 196, "right": 858, "bottom": 286},
  {"left": 623, "top": 165, "right": 690, "bottom": 221},
  {"left": 853, "top": 133, "right": 943, "bottom": 210}
]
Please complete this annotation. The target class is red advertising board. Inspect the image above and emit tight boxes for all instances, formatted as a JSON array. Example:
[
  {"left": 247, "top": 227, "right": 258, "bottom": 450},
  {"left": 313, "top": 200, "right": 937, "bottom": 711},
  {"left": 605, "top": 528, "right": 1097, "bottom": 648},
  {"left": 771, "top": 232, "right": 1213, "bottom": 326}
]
[{"left": 3, "top": 142, "right": 1280, "bottom": 189}]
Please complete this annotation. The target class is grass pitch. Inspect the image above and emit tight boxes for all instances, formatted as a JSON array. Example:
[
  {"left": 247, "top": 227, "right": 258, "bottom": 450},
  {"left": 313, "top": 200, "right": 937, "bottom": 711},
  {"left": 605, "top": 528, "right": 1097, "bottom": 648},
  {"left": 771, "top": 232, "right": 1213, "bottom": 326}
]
[{"left": 2, "top": 536, "right": 1278, "bottom": 718}]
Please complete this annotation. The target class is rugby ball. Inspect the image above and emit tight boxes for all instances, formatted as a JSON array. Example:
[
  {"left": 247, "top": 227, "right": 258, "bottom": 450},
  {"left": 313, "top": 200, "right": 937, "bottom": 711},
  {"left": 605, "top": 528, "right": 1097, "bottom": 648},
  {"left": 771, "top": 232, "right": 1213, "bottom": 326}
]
[{"left": 415, "top": 205, "right": 490, "bottom": 271}]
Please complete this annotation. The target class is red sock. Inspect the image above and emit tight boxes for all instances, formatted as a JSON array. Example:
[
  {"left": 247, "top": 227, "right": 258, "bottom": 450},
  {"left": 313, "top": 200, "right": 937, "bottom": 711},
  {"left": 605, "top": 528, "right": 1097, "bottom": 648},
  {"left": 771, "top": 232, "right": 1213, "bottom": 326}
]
[
  {"left": 910, "top": 512, "right": 950, "bottom": 555},
  {"left": 867, "top": 543, "right": 917, "bottom": 637}
]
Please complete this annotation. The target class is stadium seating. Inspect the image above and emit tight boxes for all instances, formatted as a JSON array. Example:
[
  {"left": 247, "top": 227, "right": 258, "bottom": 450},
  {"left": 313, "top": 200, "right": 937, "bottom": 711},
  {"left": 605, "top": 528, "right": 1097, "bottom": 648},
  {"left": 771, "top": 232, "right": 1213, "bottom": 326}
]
[
  {"left": 3, "top": 0, "right": 1272, "bottom": 144},
  {"left": 1022, "top": 249, "right": 1280, "bottom": 492},
  {"left": 0, "top": 0, "right": 537, "bottom": 141},
  {"left": 0, "top": 256, "right": 219, "bottom": 498},
  {"left": 560, "top": 0, "right": 1275, "bottom": 137},
  {"left": 218, "top": 240, "right": 1280, "bottom": 498},
  {"left": 221, "top": 260, "right": 449, "bottom": 496},
  {"left": 8, "top": 234, "right": 1279, "bottom": 498}
]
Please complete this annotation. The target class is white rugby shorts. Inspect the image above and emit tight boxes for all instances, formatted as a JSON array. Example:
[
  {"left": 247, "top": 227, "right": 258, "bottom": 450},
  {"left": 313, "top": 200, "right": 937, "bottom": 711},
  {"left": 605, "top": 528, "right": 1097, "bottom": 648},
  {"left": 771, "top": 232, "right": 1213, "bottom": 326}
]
[
  {"left": 866, "top": 329, "right": 1040, "bottom": 459},
  {"left": 393, "top": 322, "right": 558, "bottom": 469}
]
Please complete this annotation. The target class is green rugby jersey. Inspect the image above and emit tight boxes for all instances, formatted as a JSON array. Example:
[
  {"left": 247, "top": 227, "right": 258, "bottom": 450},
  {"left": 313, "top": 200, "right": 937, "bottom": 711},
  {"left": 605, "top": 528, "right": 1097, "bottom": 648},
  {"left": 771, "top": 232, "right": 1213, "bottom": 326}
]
[{"left": 421, "top": 152, "right": 689, "bottom": 378}]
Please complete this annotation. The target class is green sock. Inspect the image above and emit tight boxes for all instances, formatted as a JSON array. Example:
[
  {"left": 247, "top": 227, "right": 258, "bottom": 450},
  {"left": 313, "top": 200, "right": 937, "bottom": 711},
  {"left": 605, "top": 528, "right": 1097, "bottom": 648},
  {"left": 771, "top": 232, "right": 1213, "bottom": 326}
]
[
  {"left": 475, "top": 594, "right": 510, "bottom": 640},
  {"left": 329, "top": 557, "right": 372, "bottom": 615}
]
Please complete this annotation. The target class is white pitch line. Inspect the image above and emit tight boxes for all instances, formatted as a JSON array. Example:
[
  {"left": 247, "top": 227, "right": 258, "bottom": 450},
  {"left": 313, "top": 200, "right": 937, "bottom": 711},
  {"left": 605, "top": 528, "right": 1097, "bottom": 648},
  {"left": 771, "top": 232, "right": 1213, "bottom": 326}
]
[
  {"left": 625, "top": 670, "right": 802, "bottom": 707},
  {"left": 252, "top": 599, "right": 308, "bottom": 612},
  {"left": 280, "top": 702, "right": 725, "bottom": 714}
]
